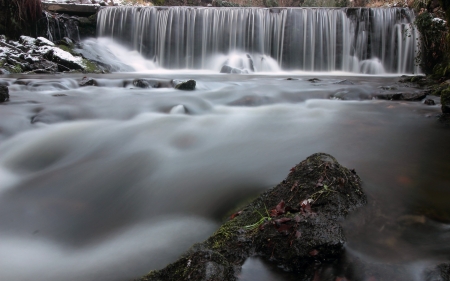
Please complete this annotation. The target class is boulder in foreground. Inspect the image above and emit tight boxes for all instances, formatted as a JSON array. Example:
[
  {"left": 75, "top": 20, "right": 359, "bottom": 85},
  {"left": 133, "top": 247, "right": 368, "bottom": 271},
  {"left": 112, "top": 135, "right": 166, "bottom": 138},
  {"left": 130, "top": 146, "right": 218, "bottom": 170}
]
[{"left": 138, "top": 153, "right": 366, "bottom": 281}]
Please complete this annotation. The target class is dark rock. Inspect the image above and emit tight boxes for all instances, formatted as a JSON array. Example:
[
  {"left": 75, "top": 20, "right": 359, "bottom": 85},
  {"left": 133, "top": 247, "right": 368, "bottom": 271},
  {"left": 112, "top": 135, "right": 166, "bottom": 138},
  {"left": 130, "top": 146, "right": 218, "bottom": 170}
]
[
  {"left": 174, "top": 79, "right": 196, "bottom": 90},
  {"left": 133, "top": 79, "right": 153, "bottom": 88},
  {"left": 228, "top": 95, "right": 274, "bottom": 106},
  {"left": 220, "top": 65, "right": 247, "bottom": 74},
  {"left": 377, "top": 92, "right": 427, "bottom": 101},
  {"left": 56, "top": 37, "right": 75, "bottom": 48},
  {"left": 378, "top": 85, "right": 397, "bottom": 90},
  {"left": 334, "top": 79, "right": 354, "bottom": 85},
  {"left": 441, "top": 88, "right": 450, "bottom": 114},
  {"left": 286, "top": 77, "right": 298, "bottom": 80},
  {"left": 29, "top": 60, "right": 59, "bottom": 73},
  {"left": 424, "top": 263, "right": 450, "bottom": 281},
  {"left": 0, "top": 85, "right": 9, "bottom": 102},
  {"left": 308, "top": 78, "right": 321, "bottom": 83},
  {"left": 138, "top": 153, "right": 366, "bottom": 281},
  {"left": 79, "top": 77, "right": 98, "bottom": 87},
  {"left": 424, "top": 99, "right": 436, "bottom": 105},
  {"left": 400, "top": 92, "right": 427, "bottom": 101}
]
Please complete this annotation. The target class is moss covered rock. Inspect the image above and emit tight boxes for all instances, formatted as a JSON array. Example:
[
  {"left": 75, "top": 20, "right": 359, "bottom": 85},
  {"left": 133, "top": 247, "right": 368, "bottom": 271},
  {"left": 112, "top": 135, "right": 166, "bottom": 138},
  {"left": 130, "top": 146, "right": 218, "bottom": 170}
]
[
  {"left": 138, "top": 153, "right": 366, "bottom": 281},
  {"left": 441, "top": 87, "right": 450, "bottom": 113}
]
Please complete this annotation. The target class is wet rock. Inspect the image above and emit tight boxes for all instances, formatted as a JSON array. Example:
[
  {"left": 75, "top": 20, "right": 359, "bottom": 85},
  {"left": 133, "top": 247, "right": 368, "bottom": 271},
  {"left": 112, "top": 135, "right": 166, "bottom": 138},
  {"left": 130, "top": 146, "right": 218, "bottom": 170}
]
[
  {"left": 79, "top": 77, "right": 98, "bottom": 87},
  {"left": 441, "top": 88, "right": 450, "bottom": 114},
  {"left": 424, "top": 99, "right": 436, "bottom": 105},
  {"left": 424, "top": 263, "right": 450, "bottom": 281},
  {"left": 138, "top": 153, "right": 366, "bottom": 281},
  {"left": 377, "top": 92, "right": 427, "bottom": 101},
  {"left": 220, "top": 65, "right": 248, "bottom": 74},
  {"left": 28, "top": 60, "right": 59, "bottom": 73},
  {"left": 228, "top": 95, "right": 274, "bottom": 106},
  {"left": 378, "top": 85, "right": 397, "bottom": 90},
  {"left": 173, "top": 79, "right": 196, "bottom": 90},
  {"left": 334, "top": 79, "right": 354, "bottom": 85},
  {"left": 286, "top": 77, "right": 298, "bottom": 80},
  {"left": 133, "top": 79, "right": 154, "bottom": 88},
  {"left": 308, "top": 78, "right": 321, "bottom": 83},
  {"left": 0, "top": 68, "right": 10, "bottom": 75},
  {"left": 56, "top": 37, "right": 75, "bottom": 48},
  {"left": 0, "top": 85, "right": 9, "bottom": 102}
]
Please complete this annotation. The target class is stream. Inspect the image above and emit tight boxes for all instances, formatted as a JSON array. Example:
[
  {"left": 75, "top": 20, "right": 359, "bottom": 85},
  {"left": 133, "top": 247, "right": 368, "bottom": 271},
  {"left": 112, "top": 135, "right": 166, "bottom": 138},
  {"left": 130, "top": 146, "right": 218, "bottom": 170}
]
[{"left": 0, "top": 67, "right": 449, "bottom": 280}]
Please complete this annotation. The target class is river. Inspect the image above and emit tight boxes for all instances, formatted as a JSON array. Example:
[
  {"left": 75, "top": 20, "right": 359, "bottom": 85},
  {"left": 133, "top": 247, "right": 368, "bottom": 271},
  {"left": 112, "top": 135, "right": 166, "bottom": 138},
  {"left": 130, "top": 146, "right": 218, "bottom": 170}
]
[{"left": 0, "top": 5, "right": 449, "bottom": 281}]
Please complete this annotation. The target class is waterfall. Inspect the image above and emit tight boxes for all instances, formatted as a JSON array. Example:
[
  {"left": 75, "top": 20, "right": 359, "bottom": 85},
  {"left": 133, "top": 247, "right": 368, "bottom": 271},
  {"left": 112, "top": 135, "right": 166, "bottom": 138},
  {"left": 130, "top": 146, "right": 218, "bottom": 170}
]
[{"left": 97, "top": 6, "right": 420, "bottom": 74}]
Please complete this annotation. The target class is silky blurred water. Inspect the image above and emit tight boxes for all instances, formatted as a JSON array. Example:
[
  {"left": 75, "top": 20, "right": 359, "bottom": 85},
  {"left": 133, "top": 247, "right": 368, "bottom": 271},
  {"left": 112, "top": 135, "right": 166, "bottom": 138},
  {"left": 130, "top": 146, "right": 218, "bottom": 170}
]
[{"left": 0, "top": 72, "right": 449, "bottom": 281}]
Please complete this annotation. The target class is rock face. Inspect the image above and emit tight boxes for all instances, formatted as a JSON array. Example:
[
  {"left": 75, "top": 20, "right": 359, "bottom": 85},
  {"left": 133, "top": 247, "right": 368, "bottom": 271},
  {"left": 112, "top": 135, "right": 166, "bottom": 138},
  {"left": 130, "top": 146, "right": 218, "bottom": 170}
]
[
  {"left": 0, "top": 85, "right": 9, "bottom": 102},
  {"left": 138, "top": 153, "right": 366, "bottom": 281},
  {"left": 0, "top": 35, "right": 100, "bottom": 74}
]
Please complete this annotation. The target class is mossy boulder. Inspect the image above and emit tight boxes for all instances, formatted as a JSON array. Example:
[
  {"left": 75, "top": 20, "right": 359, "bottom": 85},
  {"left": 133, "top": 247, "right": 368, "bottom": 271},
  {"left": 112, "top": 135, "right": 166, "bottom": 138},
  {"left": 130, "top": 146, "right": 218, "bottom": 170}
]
[
  {"left": 138, "top": 153, "right": 366, "bottom": 281},
  {"left": 441, "top": 87, "right": 450, "bottom": 113}
]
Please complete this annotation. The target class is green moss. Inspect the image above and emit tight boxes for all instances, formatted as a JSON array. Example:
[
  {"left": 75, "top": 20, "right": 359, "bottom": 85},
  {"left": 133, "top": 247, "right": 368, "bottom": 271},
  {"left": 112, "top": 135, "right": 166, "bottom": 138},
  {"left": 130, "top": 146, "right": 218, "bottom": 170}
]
[
  {"left": 441, "top": 87, "right": 450, "bottom": 107},
  {"left": 8, "top": 63, "right": 22, "bottom": 73},
  {"left": 57, "top": 45, "right": 77, "bottom": 56},
  {"left": 0, "top": 59, "right": 5, "bottom": 68},
  {"left": 82, "top": 59, "right": 100, "bottom": 73}
]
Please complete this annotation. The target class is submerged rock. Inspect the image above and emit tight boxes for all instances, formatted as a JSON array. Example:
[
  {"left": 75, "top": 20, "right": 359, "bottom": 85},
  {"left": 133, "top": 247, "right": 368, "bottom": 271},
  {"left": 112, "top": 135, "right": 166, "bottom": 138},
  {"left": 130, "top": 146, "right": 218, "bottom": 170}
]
[
  {"left": 220, "top": 65, "right": 248, "bottom": 74},
  {"left": 424, "top": 263, "right": 450, "bottom": 281},
  {"left": 377, "top": 92, "right": 427, "bottom": 101},
  {"left": 138, "top": 153, "right": 366, "bottom": 281},
  {"left": 0, "top": 85, "right": 9, "bottom": 102}
]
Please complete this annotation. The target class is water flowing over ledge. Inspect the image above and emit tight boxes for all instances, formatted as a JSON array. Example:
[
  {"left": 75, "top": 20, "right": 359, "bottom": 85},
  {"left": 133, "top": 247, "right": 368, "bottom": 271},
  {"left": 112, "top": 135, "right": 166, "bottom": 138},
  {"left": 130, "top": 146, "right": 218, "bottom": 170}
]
[{"left": 97, "top": 7, "right": 420, "bottom": 74}]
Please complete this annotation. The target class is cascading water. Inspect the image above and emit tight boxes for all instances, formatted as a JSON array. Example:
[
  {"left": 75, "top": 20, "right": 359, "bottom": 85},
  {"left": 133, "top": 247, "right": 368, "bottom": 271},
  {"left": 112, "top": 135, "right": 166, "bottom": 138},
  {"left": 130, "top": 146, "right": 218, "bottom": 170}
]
[{"left": 97, "top": 7, "right": 420, "bottom": 74}]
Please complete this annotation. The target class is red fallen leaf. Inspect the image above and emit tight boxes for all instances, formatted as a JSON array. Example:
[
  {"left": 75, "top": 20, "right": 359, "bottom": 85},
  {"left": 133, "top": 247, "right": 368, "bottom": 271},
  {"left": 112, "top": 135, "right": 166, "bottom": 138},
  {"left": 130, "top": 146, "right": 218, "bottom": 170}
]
[
  {"left": 290, "top": 167, "right": 296, "bottom": 173},
  {"left": 230, "top": 211, "right": 242, "bottom": 220},
  {"left": 309, "top": 249, "right": 319, "bottom": 256},
  {"left": 274, "top": 218, "right": 291, "bottom": 225},
  {"left": 294, "top": 215, "right": 302, "bottom": 222},
  {"left": 269, "top": 209, "right": 278, "bottom": 217},
  {"left": 276, "top": 200, "right": 285, "bottom": 214},
  {"left": 312, "top": 270, "right": 320, "bottom": 281},
  {"left": 295, "top": 230, "right": 301, "bottom": 238},
  {"left": 338, "top": 177, "right": 346, "bottom": 187},
  {"left": 335, "top": 277, "right": 349, "bottom": 281}
]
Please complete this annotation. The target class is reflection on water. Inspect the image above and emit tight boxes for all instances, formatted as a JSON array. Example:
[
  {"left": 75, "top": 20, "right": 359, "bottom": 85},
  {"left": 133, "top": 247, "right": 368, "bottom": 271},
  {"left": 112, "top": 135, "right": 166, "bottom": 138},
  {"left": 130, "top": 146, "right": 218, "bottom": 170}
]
[{"left": 0, "top": 73, "right": 449, "bottom": 281}]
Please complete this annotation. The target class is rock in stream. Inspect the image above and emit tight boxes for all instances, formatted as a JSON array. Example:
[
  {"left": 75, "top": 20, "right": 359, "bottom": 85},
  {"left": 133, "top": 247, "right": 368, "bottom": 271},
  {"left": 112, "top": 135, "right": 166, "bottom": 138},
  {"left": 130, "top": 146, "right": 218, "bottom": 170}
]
[{"left": 138, "top": 153, "right": 366, "bottom": 281}]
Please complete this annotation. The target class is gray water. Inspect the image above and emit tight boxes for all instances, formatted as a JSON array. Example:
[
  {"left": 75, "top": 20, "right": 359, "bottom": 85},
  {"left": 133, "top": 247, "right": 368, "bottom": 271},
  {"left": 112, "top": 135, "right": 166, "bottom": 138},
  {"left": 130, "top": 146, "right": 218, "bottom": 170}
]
[
  {"left": 0, "top": 70, "right": 449, "bottom": 280},
  {"left": 97, "top": 7, "right": 420, "bottom": 74}
]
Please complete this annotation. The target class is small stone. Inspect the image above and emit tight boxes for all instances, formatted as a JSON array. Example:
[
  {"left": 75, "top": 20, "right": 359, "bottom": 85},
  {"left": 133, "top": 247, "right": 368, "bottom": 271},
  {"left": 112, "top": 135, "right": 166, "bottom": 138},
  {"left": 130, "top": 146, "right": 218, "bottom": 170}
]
[
  {"left": 424, "top": 99, "right": 435, "bottom": 105},
  {"left": 174, "top": 79, "right": 196, "bottom": 90},
  {"left": 0, "top": 85, "right": 9, "bottom": 102},
  {"left": 79, "top": 77, "right": 98, "bottom": 87}
]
